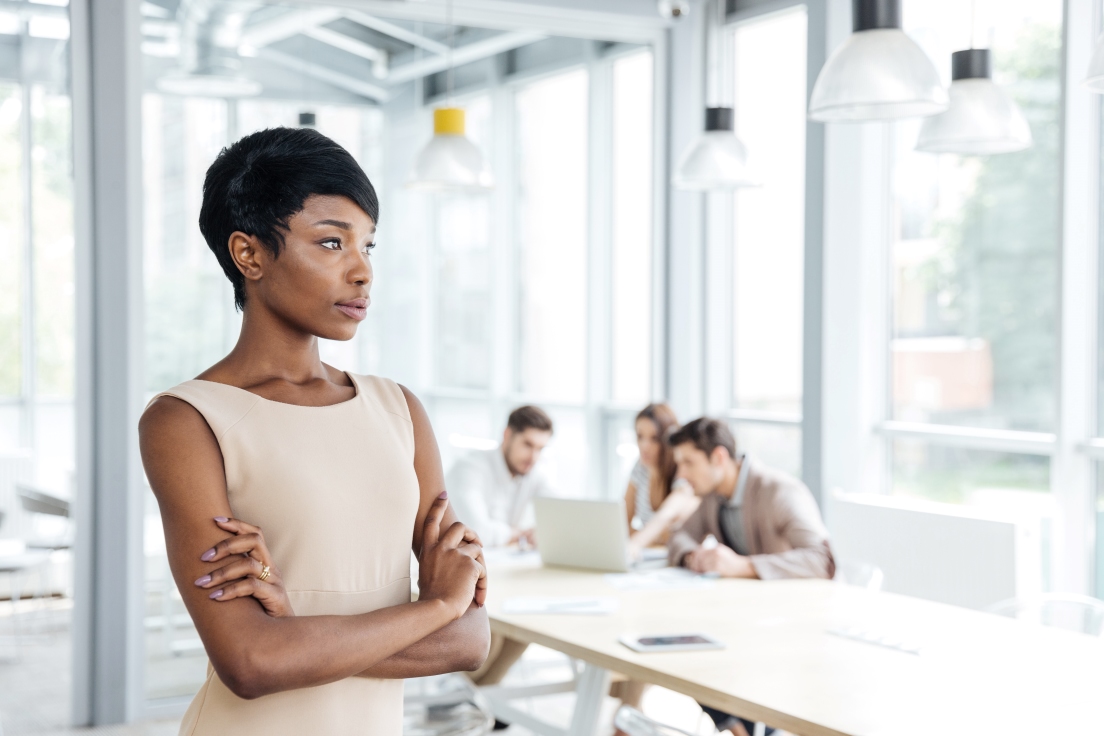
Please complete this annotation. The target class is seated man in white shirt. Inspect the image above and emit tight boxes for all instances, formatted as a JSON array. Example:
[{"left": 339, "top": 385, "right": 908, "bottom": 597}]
[
  {"left": 447, "top": 405, "right": 554, "bottom": 549},
  {"left": 451, "top": 405, "right": 553, "bottom": 705}
]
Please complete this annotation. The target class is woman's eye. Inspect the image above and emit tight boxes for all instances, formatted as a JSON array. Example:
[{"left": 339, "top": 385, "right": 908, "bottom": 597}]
[
  {"left": 321, "top": 238, "right": 341, "bottom": 250},
  {"left": 363, "top": 242, "right": 377, "bottom": 254}
]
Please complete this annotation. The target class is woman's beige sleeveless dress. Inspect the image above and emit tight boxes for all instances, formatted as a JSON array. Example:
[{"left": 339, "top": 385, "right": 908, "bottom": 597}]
[{"left": 152, "top": 373, "right": 420, "bottom": 736}]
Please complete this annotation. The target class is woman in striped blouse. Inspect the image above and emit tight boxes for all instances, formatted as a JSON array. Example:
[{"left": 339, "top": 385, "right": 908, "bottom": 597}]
[{"left": 623, "top": 403, "right": 700, "bottom": 560}]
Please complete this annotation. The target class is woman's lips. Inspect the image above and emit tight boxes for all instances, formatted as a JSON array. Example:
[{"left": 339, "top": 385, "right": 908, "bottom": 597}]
[{"left": 336, "top": 299, "right": 368, "bottom": 321}]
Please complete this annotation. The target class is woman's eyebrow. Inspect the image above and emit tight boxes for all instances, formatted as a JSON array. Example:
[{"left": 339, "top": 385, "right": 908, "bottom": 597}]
[
  {"left": 311, "top": 219, "right": 377, "bottom": 235},
  {"left": 312, "top": 219, "right": 353, "bottom": 229}
]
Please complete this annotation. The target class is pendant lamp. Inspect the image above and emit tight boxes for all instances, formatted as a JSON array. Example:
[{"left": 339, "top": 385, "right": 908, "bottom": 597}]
[
  {"left": 809, "top": 0, "right": 947, "bottom": 122},
  {"left": 406, "top": 108, "right": 493, "bottom": 191},
  {"left": 673, "top": 107, "right": 757, "bottom": 190},
  {"left": 406, "top": 0, "right": 493, "bottom": 191},
  {"left": 915, "top": 49, "right": 1031, "bottom": 155},
  {"left": 673, "top": 0, "right": 756, "bottom": 190},
  {"left": 1085, "top": 33, "right": 1104, "bottom": 92}
]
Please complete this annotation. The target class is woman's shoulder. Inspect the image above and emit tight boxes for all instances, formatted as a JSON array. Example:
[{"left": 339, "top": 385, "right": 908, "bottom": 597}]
[
  {"left": 629, "top": 460, "right": 650, "bottom": 487},
  {"left": 348, "top": 373, "right": 414, "bottom": 425},
  {"left": 142, "top": 379, "right": 262, "bottom": 442}
]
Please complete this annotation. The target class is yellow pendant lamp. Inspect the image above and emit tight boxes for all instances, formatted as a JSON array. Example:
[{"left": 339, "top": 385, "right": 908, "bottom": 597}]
[
  {"left": 406, "top": 0, "right": 493, "bottom": 191},
  {"left": 407, "top": 107, "right": 493, "bottom": 191}
]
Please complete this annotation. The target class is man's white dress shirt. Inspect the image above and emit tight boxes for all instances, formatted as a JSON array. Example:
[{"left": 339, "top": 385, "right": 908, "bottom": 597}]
[{"left": 445, "top": 447, "right": 553, "bottom": 547}]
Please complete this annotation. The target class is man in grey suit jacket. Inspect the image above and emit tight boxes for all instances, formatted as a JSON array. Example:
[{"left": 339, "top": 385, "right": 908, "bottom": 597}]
[
  {"left": 667, "top": 417, "right": 834, "bottom": 579},
  {"left": 665, "top": 417, "right": 834, "bottom": 736}
]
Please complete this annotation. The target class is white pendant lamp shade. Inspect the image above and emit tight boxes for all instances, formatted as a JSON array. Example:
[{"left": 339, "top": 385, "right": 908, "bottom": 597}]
[
  {"left": 407, "top": 108, "right": 493, "bottom": 191},
  {"left": 809, "top": 0, "right": 947, "bottom": 122},
  {"left": 916, "top": 49, "right": 1031, "bottom": 155},
  {"left": 1085, "top": 33, "right": 1104, "bottom": 92},
  {"left": 673, "top": 107, "right": 758, "bottom": 191}
]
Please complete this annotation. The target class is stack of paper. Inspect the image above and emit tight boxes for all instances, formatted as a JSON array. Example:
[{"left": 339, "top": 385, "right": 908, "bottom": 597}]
[{"left": 501, "top": 596, "right": 620, "bottom": 615}]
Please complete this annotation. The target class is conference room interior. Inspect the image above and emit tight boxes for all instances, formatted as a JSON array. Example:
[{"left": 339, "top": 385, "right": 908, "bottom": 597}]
[{"left": 1, "top": 0, "right": 1102, "bottom": 733}]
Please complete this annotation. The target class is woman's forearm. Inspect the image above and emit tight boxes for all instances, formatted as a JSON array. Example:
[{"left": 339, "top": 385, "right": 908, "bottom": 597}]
[
  {"left": 215, "top": 598, "right": 456, "bottom": 699},
  {"left": 356, "top": 603, "right": 490, "bottom": 679}
]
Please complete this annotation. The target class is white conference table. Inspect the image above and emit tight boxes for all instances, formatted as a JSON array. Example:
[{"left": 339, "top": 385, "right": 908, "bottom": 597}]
[{"left": 481, "top": 556, "right": 1104, "bottom": 736}]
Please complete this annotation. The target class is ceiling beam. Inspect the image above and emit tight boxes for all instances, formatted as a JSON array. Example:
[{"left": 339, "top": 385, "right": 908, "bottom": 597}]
[
  {"left": 340, "top": 9, "right": 449, "bottom": 56},
  {"left": 302, "top": 25, "right": 388, "bottom": 74},
  {"left": 239, "top": 7, "right": 343, "bottom": 50},
  {"left": 256, "top": 47, "right": 390, "bottom": 102},
  {"left": 386, "top": 28, "right": 546, "bottom": 85}
]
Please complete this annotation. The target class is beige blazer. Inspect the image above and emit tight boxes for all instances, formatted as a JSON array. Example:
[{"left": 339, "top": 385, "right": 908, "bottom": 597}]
[{"left": 667, "top": 458, "right": 835, "bottom": 580}]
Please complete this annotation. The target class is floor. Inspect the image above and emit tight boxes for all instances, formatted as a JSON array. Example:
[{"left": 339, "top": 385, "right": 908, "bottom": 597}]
[{"left": 0, "top": 597, "right": 752, "bottom": 736}]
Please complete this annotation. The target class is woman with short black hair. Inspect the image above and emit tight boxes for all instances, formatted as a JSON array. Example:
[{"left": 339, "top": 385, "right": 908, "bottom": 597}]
[{"left": 140, "top": 127, "right": 489, "bottom": 735}]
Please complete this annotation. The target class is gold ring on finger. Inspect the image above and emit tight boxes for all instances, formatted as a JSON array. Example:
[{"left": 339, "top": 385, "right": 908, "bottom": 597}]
[{"left": 258, "top": 564, "right": 271, "bottom": 582}]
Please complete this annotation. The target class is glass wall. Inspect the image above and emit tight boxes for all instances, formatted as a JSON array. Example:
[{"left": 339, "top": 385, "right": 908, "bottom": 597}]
[
  {"left": 887, "top": 0, "right": 1062, "bottom": 509},
  {"left": 0, "top": 13, "right": 75, "bottom": 544},
  {"left": 516, "top": 68, "right": 589, "bottom": 403},
  {"left": 610, "top": 50, "right": 653, "bottom": 406},
  {"left": 0, "top": 7, "right": 75, "bottom": 733},
  {"left": 728, "top": 8, "right": 807, "bottom": 478}
]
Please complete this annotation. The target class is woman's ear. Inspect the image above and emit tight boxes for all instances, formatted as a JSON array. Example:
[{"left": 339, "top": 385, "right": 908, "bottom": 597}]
[{"left": 228, "top": 232, "right": 266, "bottom": 284}]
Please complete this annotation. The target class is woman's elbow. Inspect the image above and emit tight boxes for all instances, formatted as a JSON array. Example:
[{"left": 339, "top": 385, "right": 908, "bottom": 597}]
[
  {"left": 458, "top": 617, "right": 492, "bottom": 672},
  {"left": 213, "top": 652, "right": 276, "bottom": 700}
]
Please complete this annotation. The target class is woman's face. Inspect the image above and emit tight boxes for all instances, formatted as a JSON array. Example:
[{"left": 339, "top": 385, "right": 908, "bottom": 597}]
[
  {"left": 239, "top": 194, "right": 376, "bottom": 342},
  {"left": 636, "top": 418, "right": 662, "bottom": 470}
]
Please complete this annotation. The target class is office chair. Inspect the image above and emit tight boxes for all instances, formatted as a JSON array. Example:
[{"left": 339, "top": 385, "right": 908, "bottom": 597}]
[
  {"left": 833, "top": 559, "right": 885, "bottom": 591},
  {"left": 614, "top": 706, "right": 697, "bottom": 736},
  {"left": 404, "top": 673, "right": 494, "bottom": 736},
  {"left": 987, "top": 593, "right": 1104, "bottom": 637}
]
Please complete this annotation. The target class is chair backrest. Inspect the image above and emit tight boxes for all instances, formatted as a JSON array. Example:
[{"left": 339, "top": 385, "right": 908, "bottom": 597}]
[
  {"left": 403, "top": 673, "right": 493, "bottom": 736},
  {"left": 614, "top": 706, "right": 696, "bottom": 736},
  {"left": 17, "top": 484, "right": 70, "bottom": 518},
  {"left": 987, "top": 594, "right": 1104, "bottom": 637},
  {"left": 834, "top": 559, "right": 885, "bottom": 591}
]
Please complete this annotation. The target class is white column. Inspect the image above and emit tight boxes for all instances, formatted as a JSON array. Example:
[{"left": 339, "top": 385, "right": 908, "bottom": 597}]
[
  {"left": 70, "top": 0, "right": 146, "bottom": 724},
  {"left": 1051, "top": 0, "right": 1099, "bottom": 595},
  {"left": 665, "top": 1, "right": 708, "bottom": 418}
]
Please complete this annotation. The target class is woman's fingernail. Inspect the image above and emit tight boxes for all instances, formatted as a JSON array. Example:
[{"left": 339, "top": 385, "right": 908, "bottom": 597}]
[
  {"left": 201, "top": 548, "right": 216, "bottom": 562},
  {"left": 213, "top": 516, "right": 229, "bottom": 523},
  {"left": 209, "top": 590, "right": 223, "bottom": 599},
  {"left": 194, "top": 575, "right": 211, "bottom": 587},
  {"left": 438, "top": 491, "right": 448, "bottom": 499}
]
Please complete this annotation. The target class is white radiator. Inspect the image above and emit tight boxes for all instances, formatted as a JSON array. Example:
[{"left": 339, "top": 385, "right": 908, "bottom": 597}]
[
  {"left": 826, "top": 491, "right": 1042, "bottom": 610},
  {"left": 0, "top": 449, "right": 34, "bottom": 539}
]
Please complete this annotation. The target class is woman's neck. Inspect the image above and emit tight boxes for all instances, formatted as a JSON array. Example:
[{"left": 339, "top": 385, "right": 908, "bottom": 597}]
[{"left": 202, "top": 303, "right": 332, "bottom": 388}]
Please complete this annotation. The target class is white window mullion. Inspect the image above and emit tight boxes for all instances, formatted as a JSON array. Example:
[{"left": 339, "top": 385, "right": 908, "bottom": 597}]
[{"left": 1053, "top": 0, "right": 1100, "bottom": 596}]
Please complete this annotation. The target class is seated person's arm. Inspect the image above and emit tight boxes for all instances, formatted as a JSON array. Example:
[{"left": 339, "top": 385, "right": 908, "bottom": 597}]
[
  {"left": 448, "top": 451, "right": 515, "bottom": 548},
  {"left": 141, "top": 395, "right": 487, "bottom": 699},
  {"left": 623, "top": 482, "right": 637, "bottom": 531},
  {"left": 745, "top": 485, "right": 834, "bottom": 580},
  {"left": 630, "top": 482, "right": 700, "bottom": 553},
  {"left": 666, "top": 497, "right": 711, "bottom": 567}
]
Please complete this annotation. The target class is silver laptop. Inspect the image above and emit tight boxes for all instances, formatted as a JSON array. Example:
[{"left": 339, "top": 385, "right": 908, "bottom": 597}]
[{"left": 533, "top": 497, "right": 632, "bottom": 573}]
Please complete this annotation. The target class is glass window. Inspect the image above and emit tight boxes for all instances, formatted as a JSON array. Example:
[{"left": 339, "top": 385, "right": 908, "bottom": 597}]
[
  {"left": 515, "top": 69, "right": 589, "bottom": 402},
  {"left": 731, "top": 8, "right": 806, "bottom": 417},
  {"left": 611, "top": 51, "right": 653, "bottom": 405},
  {"left": 891, "top": 0, "right": 1062, "bottom": 432},
  {"left": 436, "top": 96, "right": 493, "bottom": 390},
  {"left": 0, "top": 83, "right": 23, "bottom": 400}
]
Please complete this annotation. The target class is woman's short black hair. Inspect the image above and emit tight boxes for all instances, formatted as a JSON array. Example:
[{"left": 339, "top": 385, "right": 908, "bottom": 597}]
[{"left": 198, "top": 127, "right": 379, "bottom": 310}]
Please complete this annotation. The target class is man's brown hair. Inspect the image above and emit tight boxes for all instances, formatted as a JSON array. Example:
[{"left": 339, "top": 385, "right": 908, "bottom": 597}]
[
  {"left": 667, "top": 417, "right": 736, "bottom": 459},
  {"left": 506, "top": 405, "right": 554, "bottom": 434}
]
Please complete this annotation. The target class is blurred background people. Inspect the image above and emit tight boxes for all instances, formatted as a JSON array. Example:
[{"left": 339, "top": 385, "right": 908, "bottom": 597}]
[
  {"left": 448, "top": 405, "right": 554, "bottom": 549},
  {"left": 623, "top": 403, "right": 700, "bottom": 561}
]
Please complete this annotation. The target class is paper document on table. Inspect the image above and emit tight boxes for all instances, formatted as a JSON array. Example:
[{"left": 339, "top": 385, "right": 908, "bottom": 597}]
[
  {"left": 501, "top": 596, "right": 620, "bottom": 615},
  {"left": 604, "top": 567, "right": 717, "bottom": 591}
]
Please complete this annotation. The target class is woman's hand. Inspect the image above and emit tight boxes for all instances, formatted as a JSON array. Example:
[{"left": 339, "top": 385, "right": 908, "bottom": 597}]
[
  {"left": 417, "top": 492, "right": 487, "bottom": 619},
  {"left": 194, "top": 517, "right": 295, "bottom": 618}
]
